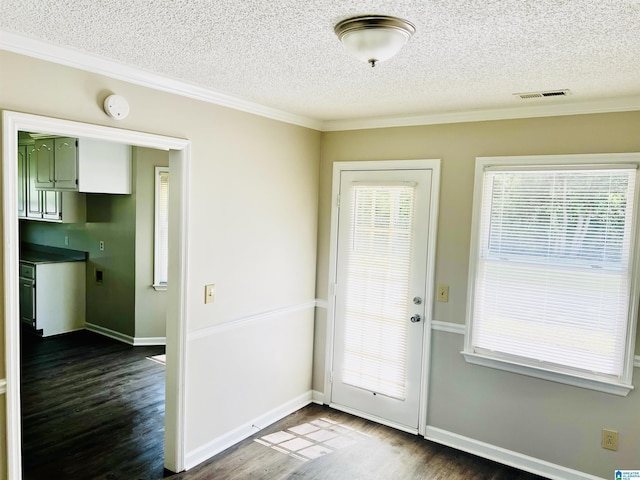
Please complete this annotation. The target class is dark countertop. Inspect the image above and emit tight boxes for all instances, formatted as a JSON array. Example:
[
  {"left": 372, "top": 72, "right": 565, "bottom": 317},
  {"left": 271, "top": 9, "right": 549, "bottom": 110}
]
[{"left": 20, "top": 243, "right": 87, "bottom": 265}]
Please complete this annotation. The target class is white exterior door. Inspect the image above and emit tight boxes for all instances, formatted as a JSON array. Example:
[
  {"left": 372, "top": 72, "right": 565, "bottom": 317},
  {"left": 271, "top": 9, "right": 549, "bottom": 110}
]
[{"left": 329, "top": 165, "right": 436, "bottom": 432}]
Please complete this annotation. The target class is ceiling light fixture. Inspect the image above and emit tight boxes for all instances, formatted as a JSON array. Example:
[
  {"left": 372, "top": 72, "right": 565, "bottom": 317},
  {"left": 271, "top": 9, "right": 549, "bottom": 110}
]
[{"left": 335, "top": 15, "right": 416, "bottom": 67}]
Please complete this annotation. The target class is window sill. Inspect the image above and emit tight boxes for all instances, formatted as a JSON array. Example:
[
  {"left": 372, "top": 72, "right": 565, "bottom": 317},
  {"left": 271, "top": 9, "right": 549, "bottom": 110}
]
[
  {"left": 462, "top": 351, "right": 633, "bottom": 396},
  {"left": 152, "top": 284, "right": 167, "bottom": 292}
]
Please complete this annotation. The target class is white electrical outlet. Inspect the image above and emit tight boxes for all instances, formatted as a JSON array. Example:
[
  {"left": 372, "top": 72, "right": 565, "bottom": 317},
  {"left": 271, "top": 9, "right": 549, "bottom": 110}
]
[
  {"left": 64, "top": 236, "right": 69, "bottom": 246},
  {"left": 99, "top": 240, "right": 105, "bottom": 251}
]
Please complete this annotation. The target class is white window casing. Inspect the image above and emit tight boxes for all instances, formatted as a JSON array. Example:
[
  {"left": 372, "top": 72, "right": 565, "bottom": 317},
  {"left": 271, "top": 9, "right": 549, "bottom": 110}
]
[
  {"left": 463, "top": 154, "right": 640, "bottom": 396},
  {"left": 153, "top": 166, "right": 169, "bottom": 290}
]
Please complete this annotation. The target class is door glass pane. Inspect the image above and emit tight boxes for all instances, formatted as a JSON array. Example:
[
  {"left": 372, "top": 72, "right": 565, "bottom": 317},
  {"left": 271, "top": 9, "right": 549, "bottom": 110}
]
[{"left": 341, "top": 184, "right": 416, "bottom": 399}]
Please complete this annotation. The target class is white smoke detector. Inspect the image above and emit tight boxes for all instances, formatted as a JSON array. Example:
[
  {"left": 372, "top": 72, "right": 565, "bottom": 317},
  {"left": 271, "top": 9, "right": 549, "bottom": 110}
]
[{"left": 103, "top": 94, "right": 130, "bottom": 120}]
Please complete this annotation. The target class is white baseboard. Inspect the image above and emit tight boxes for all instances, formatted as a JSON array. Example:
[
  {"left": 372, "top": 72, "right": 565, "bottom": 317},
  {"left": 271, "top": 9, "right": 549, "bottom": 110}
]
[
  {"left": 85, "top": 322, "right": 166, "bottom": 346},
  {"left": 425, "top": 426, "right": 605, "bottom": 480},
  {"left": 184, "top": 390, "right": 313, "bottom": 470},
  {"left": 311, "top": 390, "right": 325, "bottom": 404},
  {"left": 86, "top": 322, "right": 135, "bottom": 344},
  {"left": 133, "top": 336, "right": 166, "bottom": 346}
]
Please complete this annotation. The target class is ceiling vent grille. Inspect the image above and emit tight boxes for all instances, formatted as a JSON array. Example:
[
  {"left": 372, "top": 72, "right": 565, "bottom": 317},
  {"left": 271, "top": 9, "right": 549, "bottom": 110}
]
[{"left": 514, "top": 89, "right": 571, "bottom": 100}]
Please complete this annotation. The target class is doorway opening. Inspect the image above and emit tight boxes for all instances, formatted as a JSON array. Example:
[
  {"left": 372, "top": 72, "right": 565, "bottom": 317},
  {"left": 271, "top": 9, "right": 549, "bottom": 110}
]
[{"left": 3, "top": 111, "right": 190, "bottom": 478}]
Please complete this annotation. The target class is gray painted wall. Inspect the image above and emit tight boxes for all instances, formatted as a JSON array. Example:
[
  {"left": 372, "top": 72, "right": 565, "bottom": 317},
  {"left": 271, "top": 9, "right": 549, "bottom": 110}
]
[{"left": 316, "top": 112, "right": 640, "bottom": 478}]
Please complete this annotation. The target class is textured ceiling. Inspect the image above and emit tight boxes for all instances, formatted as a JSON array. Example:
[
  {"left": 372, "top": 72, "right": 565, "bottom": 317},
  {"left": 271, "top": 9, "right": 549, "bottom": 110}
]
[{"left": 2, "top": 0, "right": 640, "bottom": 123}]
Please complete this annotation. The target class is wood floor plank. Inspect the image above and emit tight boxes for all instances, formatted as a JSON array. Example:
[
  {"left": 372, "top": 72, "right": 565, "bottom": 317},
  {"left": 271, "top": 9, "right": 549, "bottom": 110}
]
[
  {"left": 21, "top": 330, "right": 166, "bottom": 480},
  {"left": 168, "top": 404, "right": 549, "bottom": 480},
  {"left": 21, "top": 330, "right": 549, "bottom": 479}
]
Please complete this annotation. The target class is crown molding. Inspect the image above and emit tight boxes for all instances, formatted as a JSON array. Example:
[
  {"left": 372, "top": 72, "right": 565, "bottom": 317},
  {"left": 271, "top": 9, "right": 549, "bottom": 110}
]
[
  {"left": 322, "top": 96, "right": 640, "bottom": 131},
  {"left": 3, "top": 29, "right": 640, "bottom": 133},
  {"left": 0, "top": 30, "right": 323, "bottom": 131}
]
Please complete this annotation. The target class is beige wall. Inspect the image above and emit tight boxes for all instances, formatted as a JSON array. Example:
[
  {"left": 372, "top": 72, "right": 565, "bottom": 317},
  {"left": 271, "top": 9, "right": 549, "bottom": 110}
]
[
  {"left": 315, "top": 112, "right": 640, "bottom": 478},
  {"left": 1, "top": 49, "right": 320, "bottom": 476},
  {"left": 4, "top": 44, "right": 639, "bottom": 479},
  {"left": 134, "top": 147, "right": 169, "bottom": 339}
]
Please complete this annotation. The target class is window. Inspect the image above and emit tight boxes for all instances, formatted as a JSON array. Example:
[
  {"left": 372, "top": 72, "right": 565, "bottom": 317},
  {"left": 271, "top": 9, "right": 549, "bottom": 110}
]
[
  {"left": 153, "top": 166, "right": 169, "bottom": 290},
  {"left": 342, "top": 183, "right": 416, "bottom": 400},
  {"left": 463, "top": 154, "right": 640, "bottom": 395}
]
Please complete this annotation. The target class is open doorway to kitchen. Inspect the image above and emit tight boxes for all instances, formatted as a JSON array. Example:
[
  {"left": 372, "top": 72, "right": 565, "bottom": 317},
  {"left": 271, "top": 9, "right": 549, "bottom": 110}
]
[
  {"left": 17, "top": 135, "right": 170, "bottom": 477},
  {"left": 3, "top": 111, "right": 190, "bottom": 479}
]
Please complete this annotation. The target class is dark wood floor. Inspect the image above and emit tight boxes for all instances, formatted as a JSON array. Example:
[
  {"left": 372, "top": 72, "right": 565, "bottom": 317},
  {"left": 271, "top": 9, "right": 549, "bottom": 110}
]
[
  {"left": 168, "top": 403, "right": 548, "bottom": 480},
  {"left": 21, "top": 329, "right": 166, "bottom": 480},
  {"left": 21, "top": 330, "right": 548, "bottom": 480}
]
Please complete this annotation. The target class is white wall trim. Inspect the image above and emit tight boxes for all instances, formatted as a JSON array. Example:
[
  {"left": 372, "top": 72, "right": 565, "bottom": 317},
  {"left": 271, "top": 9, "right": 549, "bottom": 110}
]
[
  {"left": 86, "top": 322, "right": 135, "bottom": 345},
  {"left": 322, "top": 96, "right": 640, "bottom": 132},
  {"left": 431, "top": 320, "right": 465, "bottom": 335},
  {"left": 0, "top": 30, "right": 321, "bottom": 131},
  {"left": 311, "top": 390, "right": 325, "bottom": 405},
  {"left": 0, "top": 379, "right": 6, "bottom": 395},
  {"left": 315, "top": 299, "right": 329, "bottom": 309},
  {"left": 431, "top": 324, "right": 640, "bottom": 370},
  {"left": 85, "top": 321, "right": 166, "bottom": 346},
  {"left": 3, "top": 30, "right": 640, "bottom": 134},
  {"left": 187, "top": 300, "right": 316, "bottom": 341},
  {"left": 133, "top": 336, "right": 167, "bottom": 346},
  {"left": 425, "top": 426, "right": 605, "bottom": 480},
  {"left": 184, "top": 390, "right": 312, "bottom": 470}
]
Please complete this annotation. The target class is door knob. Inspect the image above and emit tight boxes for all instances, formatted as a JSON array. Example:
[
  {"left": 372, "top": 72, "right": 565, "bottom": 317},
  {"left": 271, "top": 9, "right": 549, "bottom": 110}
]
[{"left": 410, "top": 314, "right": 421, "bottom": 323}]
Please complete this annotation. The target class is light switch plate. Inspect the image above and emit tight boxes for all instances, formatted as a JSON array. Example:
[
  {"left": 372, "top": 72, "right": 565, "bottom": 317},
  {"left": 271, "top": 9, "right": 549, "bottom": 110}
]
[
  {"left": 204, "top": 284, "right": 215, "bottom": 304},
  {"left": 437, "top": 284, "right": 449, "bottom": 303}
]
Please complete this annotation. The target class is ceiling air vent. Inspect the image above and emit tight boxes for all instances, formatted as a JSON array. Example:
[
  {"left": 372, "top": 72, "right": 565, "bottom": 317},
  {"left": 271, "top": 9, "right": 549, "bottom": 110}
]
[{"left": 514, "top": 89, "right": 571, "bottom": 100}]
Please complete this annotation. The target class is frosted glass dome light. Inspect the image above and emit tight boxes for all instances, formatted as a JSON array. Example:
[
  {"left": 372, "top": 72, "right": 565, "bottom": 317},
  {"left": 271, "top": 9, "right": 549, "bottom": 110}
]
[{"left": 335, "top": 16, "right": 416, "bottom": 67}]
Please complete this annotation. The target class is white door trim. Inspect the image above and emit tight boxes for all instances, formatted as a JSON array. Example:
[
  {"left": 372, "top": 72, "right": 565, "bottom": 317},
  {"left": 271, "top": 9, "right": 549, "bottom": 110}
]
[
  {"left": 324, "top": 159, "right": 441, "bottom": 436},
  {"left": 2, "top": 110, "right": 191, "bottom": 476}
]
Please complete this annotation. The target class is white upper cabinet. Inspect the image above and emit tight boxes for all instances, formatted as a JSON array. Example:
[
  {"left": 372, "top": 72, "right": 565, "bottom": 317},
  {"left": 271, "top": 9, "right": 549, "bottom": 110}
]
[{"left": 77, "top": 138, "right": 132, "bottom": 194}]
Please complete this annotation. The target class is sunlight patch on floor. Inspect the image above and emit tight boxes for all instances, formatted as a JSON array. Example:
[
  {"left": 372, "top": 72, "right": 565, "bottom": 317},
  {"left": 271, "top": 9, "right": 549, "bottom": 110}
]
[
  {"left": 147, "top": 354, "right": 166, "bottom": 365},
  {"left": 254, "top": 417, "right": 370, "bottom": 462}
]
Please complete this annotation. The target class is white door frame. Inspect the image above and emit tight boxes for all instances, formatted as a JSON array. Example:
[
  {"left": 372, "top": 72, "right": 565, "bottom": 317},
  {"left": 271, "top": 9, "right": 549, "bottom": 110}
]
[
  {"left": 324, "top": 159, "right": 440, "bottom": 436},
  {"left": 2, "top": 110, "right": 191, "bottom": 477}
]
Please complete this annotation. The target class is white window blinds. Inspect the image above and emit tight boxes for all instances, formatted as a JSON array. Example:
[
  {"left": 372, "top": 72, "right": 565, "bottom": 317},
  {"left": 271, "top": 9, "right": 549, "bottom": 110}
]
[
  {"left": 342, "top": 184, "right": 415, "bottom": 399},
  {"left": 470, "top": 166, "right": 637, "bottom": 380},
  {"left": 154, "top": 167, "right": 169, "bottom": 288}
]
